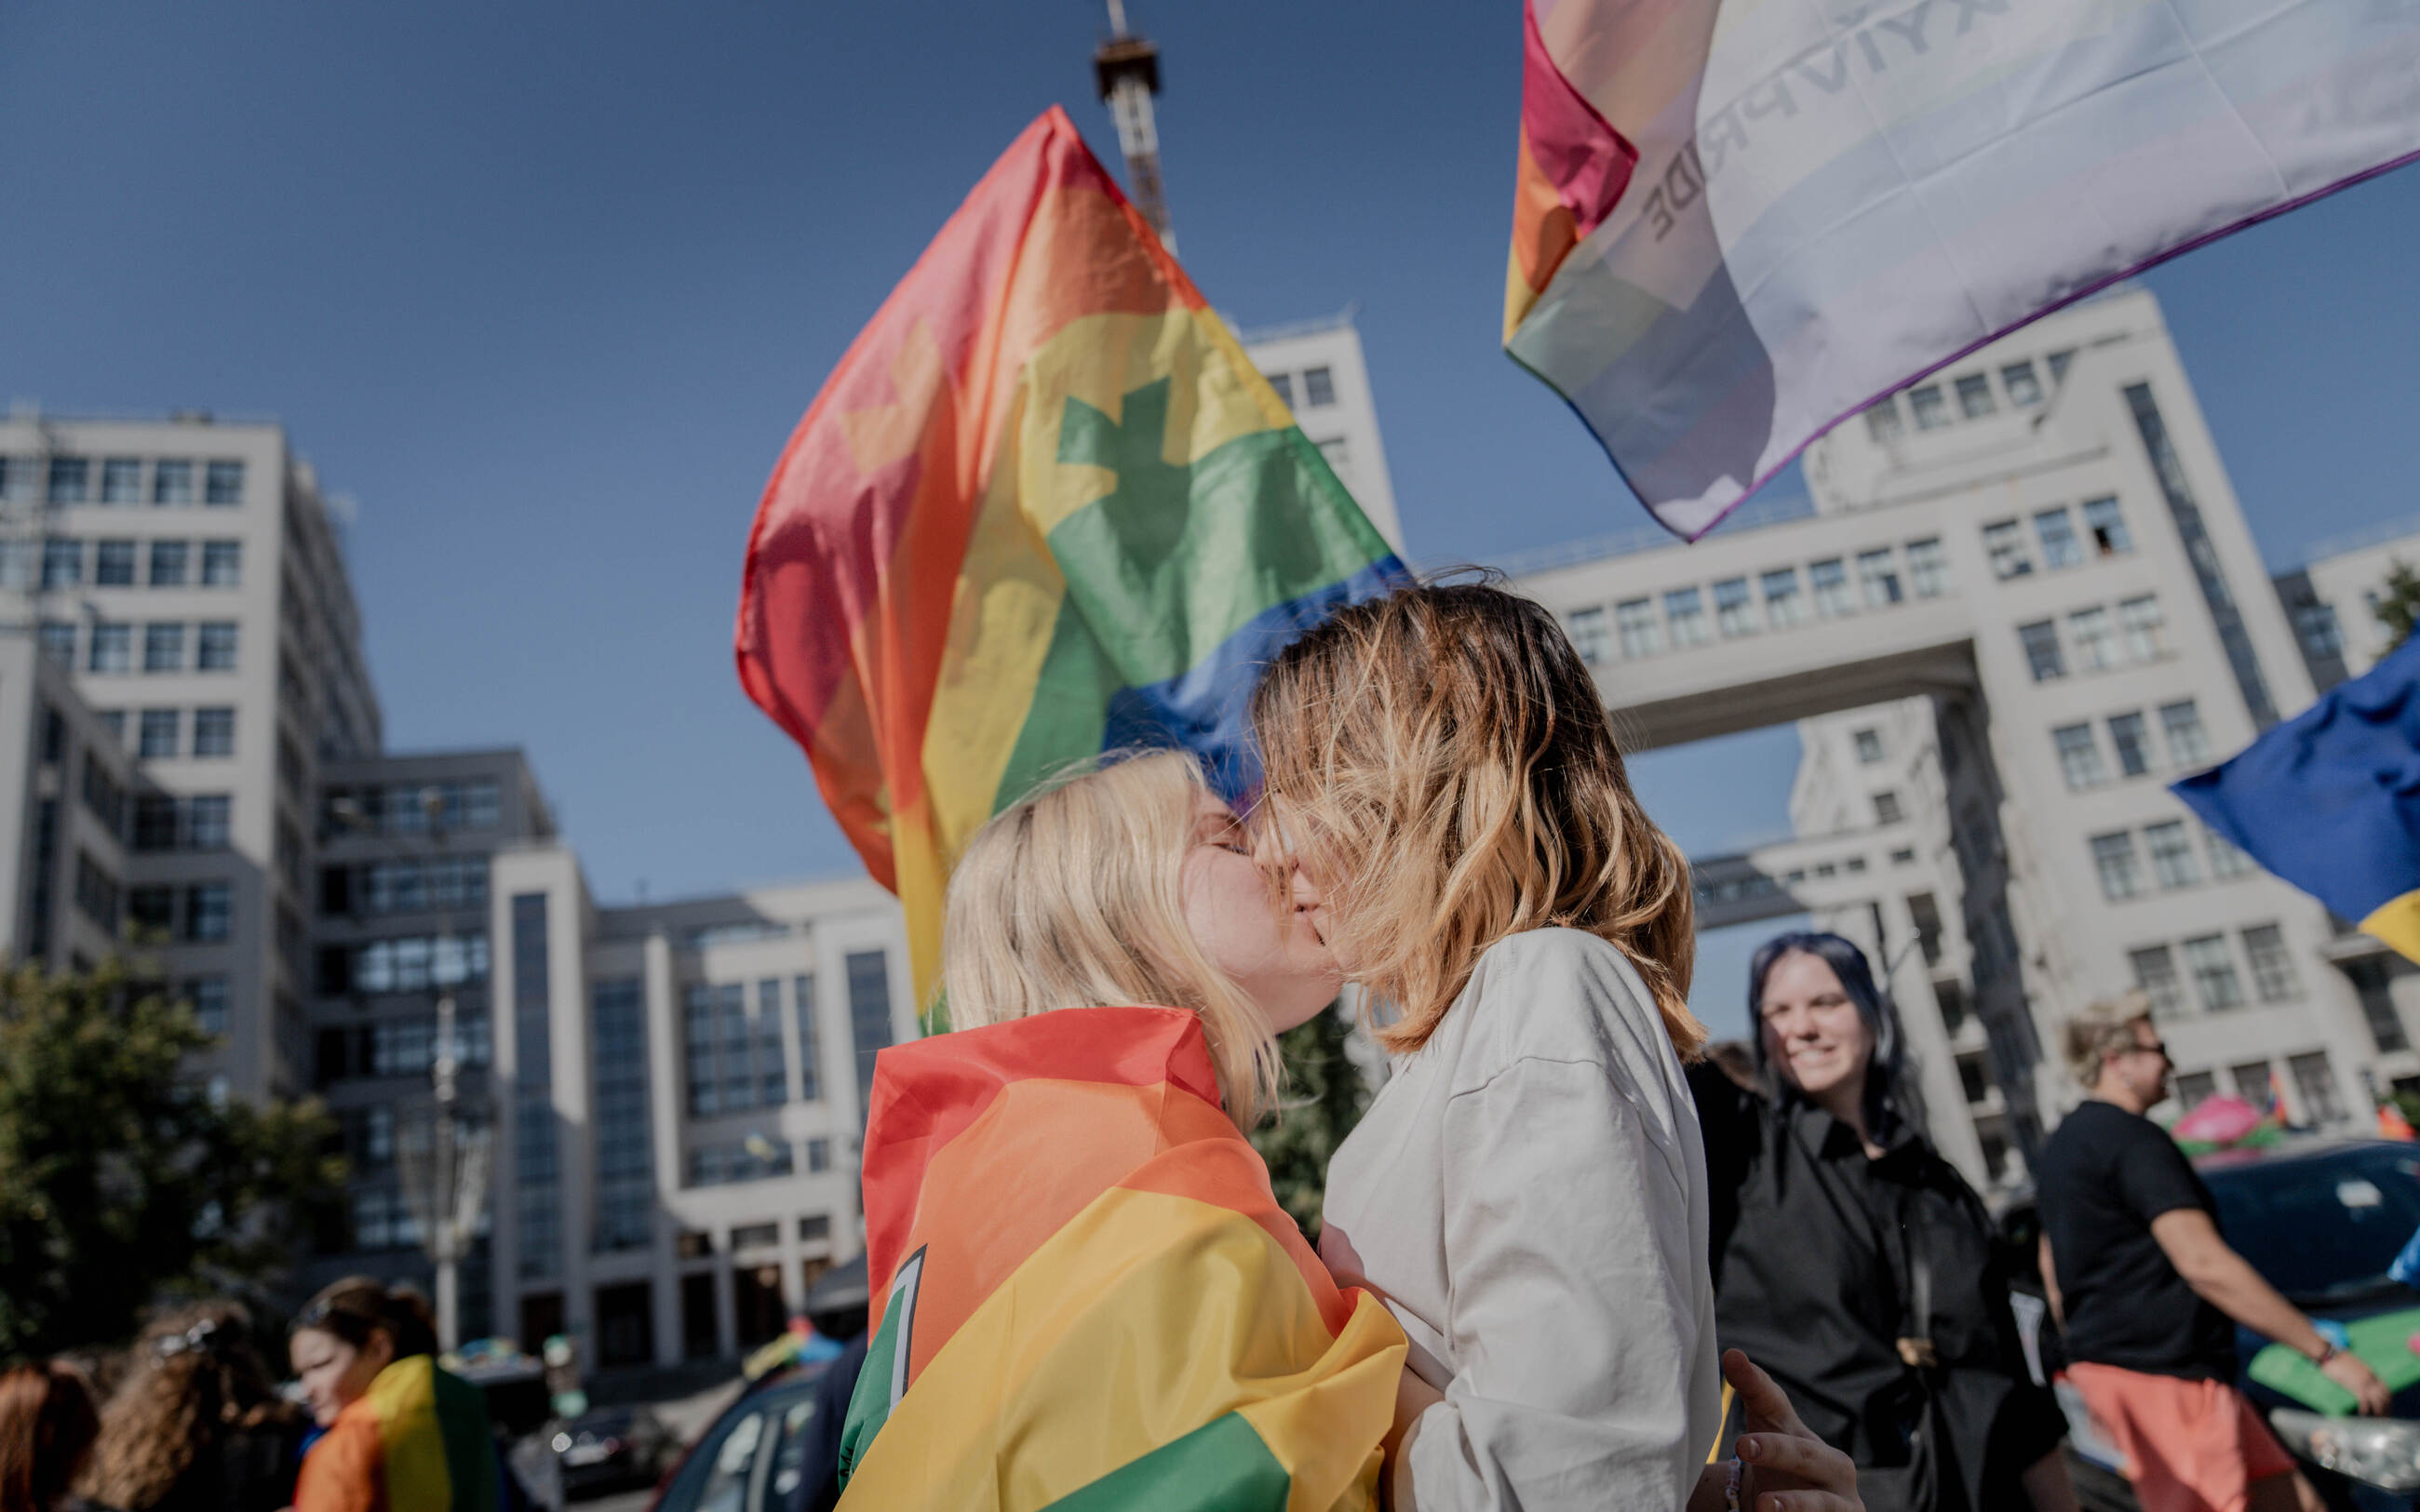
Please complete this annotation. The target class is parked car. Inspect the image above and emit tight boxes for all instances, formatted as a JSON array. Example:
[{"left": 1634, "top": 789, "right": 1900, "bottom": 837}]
[
  {"left": 648, "top": 1368, "right": 833, "bottom": 1512},
  {"left": 553, "top": 1405, "right": 679, "bottom": 1499},
  {"left": 2010, "top": 1139, "right": 2420, "bottom": 1512}
]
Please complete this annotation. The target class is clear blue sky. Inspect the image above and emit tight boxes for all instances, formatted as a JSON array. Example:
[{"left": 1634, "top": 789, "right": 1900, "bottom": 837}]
[{"left": 5, "top": 2, "right": 2415, "bottom": 1034}]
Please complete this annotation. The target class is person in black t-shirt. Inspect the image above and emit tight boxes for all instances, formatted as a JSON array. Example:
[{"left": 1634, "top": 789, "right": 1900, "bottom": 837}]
[{"left": 2037, "top": 999, "right": 2388, "bottom": 1512}]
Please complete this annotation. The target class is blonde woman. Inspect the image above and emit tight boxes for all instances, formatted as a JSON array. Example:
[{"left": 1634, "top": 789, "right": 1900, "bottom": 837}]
[{"left": 1253, "top": 582, "right": 1862, "bottom": 1512}]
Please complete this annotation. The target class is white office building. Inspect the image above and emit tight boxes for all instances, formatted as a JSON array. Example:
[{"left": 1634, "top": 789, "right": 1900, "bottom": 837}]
[{"left": 1242, "top": 311, "right": 1407, "bottom": 553}]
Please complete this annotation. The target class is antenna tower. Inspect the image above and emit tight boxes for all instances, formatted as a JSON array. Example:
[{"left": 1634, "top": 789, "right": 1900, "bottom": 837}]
[{"left": 1095, "top": 1, "right": 1176, "bottom": 254}]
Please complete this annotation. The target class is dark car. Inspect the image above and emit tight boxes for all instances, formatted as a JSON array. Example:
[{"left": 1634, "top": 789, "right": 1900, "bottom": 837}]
[
  {"left": 552, "top": 1406, "right": 679, "bottom": 1499},
  {"left": 647, "top": 1371, "right": 832, "bottom": 1512}
]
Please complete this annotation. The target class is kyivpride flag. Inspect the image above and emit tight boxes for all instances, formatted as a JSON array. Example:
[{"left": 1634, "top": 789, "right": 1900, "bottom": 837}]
[
  {"left": 2172, "top": 636, "right": 2420, "bottom": 962},
  {"left": 735, "top": 108, "right": 1406, "bottom": 1000},
  {"left": 835, "top": 1006, "right": 1405, "bottom": 1510},
  {"left": 1505, "top": 0, "right": 2420, "bottom": 539},
  {"left": 291, "top": 1355, "right": 499, "bottom": 1512}
]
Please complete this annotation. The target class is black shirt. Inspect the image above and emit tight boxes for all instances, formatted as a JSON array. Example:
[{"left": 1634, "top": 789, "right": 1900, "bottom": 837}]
[
  {"left": 2036, "top": 1098, "right": 2237, "bottom": 1381},
  {"left": 1693, "top": 1064, "right": 2066, "bottom": 1512}
]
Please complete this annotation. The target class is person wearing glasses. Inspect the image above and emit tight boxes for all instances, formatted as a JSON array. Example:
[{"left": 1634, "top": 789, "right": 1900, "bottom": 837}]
[{"left": 2037, "top": 997, "right": 2391, "bottom": 1512}]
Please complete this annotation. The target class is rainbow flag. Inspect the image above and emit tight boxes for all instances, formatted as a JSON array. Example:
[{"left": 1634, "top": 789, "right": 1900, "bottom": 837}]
[
  {"left": 1505, "top": 0, "right": 2420, "bottom": 539},
  {"left": 836, "top": 1006, "right": 1405, "bottom": 1510},
  {"left": 735, "top": 108, "right": 1406, "bottom": 1000},
  {"left": 293, "top": 1355, "right": 498, "bottom": 1512}
]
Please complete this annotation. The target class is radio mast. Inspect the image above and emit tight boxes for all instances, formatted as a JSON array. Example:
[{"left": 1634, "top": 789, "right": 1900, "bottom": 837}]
[{"left": 1095, "top": 1, "right": 1176, "bottom": 254}]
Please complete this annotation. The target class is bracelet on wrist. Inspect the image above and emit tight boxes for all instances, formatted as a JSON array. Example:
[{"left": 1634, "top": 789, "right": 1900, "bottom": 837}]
[
  {"left": 2312, "top": 1341, "right": 2342, "bottom": 1367},
  {"left": 1724, "top": 1455, "right": 1745, "bottom": 1512}
]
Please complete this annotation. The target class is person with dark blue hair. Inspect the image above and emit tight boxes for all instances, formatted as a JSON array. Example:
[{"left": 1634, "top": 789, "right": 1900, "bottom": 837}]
[{"left": 1689, "top": 930, "right": 2074, "bottom": 1512}]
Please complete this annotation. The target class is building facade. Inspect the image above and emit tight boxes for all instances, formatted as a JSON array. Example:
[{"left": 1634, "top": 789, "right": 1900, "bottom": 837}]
[{"left": 1241, "top": 312, "right": 1406, "bottom": 552}]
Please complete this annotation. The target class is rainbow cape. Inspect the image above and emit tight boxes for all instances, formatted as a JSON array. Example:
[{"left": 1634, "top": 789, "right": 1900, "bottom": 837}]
[
  {"left": 293, "top": 1355, "right": 498, "bottom": 1512},
  {"left": 1504, "top": 0, "right": 2420, "bottom": 539},
  {"left": 735, "top": 107, "right": 1407, "bottom": 999},
  {"left": 836, "top": 1007, "right": 1405, "bottom": 1510}
]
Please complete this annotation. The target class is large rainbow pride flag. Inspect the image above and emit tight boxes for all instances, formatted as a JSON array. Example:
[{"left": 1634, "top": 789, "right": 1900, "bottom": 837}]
[
  {"left": 1505, "top": 0, "right": 2420, "bottom": 539},
  {"left": 294, "top": 1355, "right": 499, "bottom": 1512},
  {"left": 735, "top": 108, "right": 1406, "bottom": 1000},
  {"left": 835, "top": 1006, "right": 1405, "bottom": 1509}
]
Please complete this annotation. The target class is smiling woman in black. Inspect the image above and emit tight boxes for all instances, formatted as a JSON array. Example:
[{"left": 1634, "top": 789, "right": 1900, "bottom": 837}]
[{"left": 1692, "top": 931, "right": 2072, "bottom": 1512}]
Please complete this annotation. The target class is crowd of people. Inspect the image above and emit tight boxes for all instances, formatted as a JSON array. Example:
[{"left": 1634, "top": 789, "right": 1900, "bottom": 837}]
[{"left": 0, "top": 582, "right": 2393, "bottom": 1512}]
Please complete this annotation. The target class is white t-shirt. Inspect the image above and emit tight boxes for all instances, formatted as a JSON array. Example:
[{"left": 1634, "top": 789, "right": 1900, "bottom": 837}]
[{"left": 1320, "top": 927, "right": 1723, "bottom": 1512}]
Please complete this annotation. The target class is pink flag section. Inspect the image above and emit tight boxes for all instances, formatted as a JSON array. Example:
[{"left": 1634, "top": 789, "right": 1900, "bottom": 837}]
[{"left": 1507, "top": 0, "right": 2420, "bottom": 540}]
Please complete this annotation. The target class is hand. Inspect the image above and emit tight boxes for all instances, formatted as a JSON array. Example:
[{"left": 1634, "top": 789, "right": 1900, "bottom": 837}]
[
  {"left": 1727, "top": 1349, "right": 1863, "bottom": 1512},
  {"left": 2320, "top": 1350, "right": 2393, "bottom": 1415}
]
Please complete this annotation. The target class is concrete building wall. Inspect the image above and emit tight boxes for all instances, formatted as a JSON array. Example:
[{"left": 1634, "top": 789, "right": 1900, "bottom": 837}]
[{"left": 1242, "top": 313, "right": 1406, "bottom": 552}]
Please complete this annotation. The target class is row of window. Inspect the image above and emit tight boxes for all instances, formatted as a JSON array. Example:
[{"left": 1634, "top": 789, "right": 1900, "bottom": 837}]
[
  {"left": 317, "top": 932, "right": 493, "bottom": 995},
  {"left": 316, "top": 1013, "right": 494, "bottom": 1087},
  {"left": 98, "top": 706, "right": 238, "bottom": 760},
  {"left": 2131, "top": 924, "right": 2303, "bottom": 1017},
  {"left": 686, "top": 1136, "right": 837, "bottom": 1189},
  {"left": 318, "top": 856, "right": 491, "bottom": 917},
  {"left": 128, "top": 881, "right": 235, "bottom": 943},
  {"left": 132, "top": 793, "right": 232, "bottom": 852},
  {"left": 1568, "top": 536, "right": 1952, "bottom": 662},
  {"left": 1983, "top": 500, "right": 2131, "bottom": 579},
  {"left": 684, "top": 976, "right": 822, "bottom": 1117},
  {"left": 2172, "top": 1050, "right": 2347, "bottom": 1126},
  {"left": 1863, "top": 349, "right": 2075, "bottom": 440},
  {"left": 1261, "top": 365, "right": 1337, "bottom": 410},
  {"left": 2090, "top": 816, "right": 2255, "bottom": 900},
  {"left": 2017, "top": 595, "right": 2167, "bottom": 680},
  {"left": 2051, "top": 701, "right": 2212, "bottom": 789},
  {"left": 321, "top": 781, "right": 504, "bottom": 836},
  {"left": 0, "top": 455, "right": 246, "bottom": 506},
  {"left": 6, "top": 537, "right": 242, "bottom": 590},
  {"left": 40, "top": 619, "right": 240, "bottom": 675}
]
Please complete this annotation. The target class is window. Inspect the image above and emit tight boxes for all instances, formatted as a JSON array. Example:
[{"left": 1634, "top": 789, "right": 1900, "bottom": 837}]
[
  {"left": 195, "top": 622, "right": 237, "bottom": 671},
  {"left": 1983, "top": 521, "right": 2032, "bottom": 579},
  {"left": 2104, "top": 712, "right": 2151, "bottom": 777},
  {"left": 800, "top": 1214, "right": 831, "bottom": 1243},
  {"left": 1664, "top": 586, "right": 1711, "bottom": 647},
  {"left": 1300, "top": 367, "right": 1336, "bottom": 407},
  {"left": 200, "top": 541, "right": 241, "bottom": 586},
  {"left": 1314, "top": 436, "right": 1350, "bottom": 479},
  {"left": 350, "top": 933, "right": 490, "bottom": 992},
  {"left": 687, "top": 1139, "right": 794, "bottom": 1188},
  {"left": 0, "top": 541, "right": 31, "bottom": 589},
  {"left": 1566, "top": 607, "right": 1610, "bottom": 664},
  {"left": 757, "top": 979, "right": 787, "bottom": 1105},
  {"left": 151, "top": 460, "right": 194, "bottom": 504},
  {"left": 2183, "top": 934, "right": 2246, "bottom": 1011},
  {"left": 203, "top": 461, "right": 245, "bottom": 505},
  {"left": 683, "top": 986, "right": 719, "bottom": 1117},
  {"left": 74, "top": 852, "right": 121, "bottom": 930},
  {"left": 1809, "top": 558, "right": 1853, "bottom": 617},
  {"left": 2158, "top": 701, "right": 2212, "bottom": 767},
  {"left": 806, "top": 1137, "right": 832, "bottom": 1173},
  {"left": 2082, "top": 497, "right": 2131, "bottom": 555},
  {"left": 93, "top": 540, "right": 136, "bottom": 586},
  {"left": 1908, "top": 384, "right": 1950, "bottom": 429},
  {"left": 2144, "top": 821, "right": 2200, "bottom": 889},
  {"left": 2289, "top": 1052, "right": 2346, "bottom": 1124},
  {"left": 2204, "top": 823, "right": 2255, "bottom": 878},
  {"left": 128, "top": 886, "right": 175, "bottom": 937},
  {"left": 1954, "top": 373, "right": 1996, "bottom": 418},
  {"left": 134, "top": 796, "right": 182, "bottom": 851},
  {"left": 1713, "top": 578, "right": 1756, "bottom": 636},
  {"left": 1864, "top": 400, "right": 1904, "bottom": 442},
  {"left": 185, "top": 882, "right": 232, "bottom": 942},
  {"left": 43, "top": 539, "right": 83, "bottom": 588},
  {"left": 2052, "top": 724, "right": 2106, "bottom": 789},
  {"left": 1761, "top": 568, "right": 1805, "bottom": 628},
  {"left": 1873, "top": 791, "right": 1903, "bottom": 825},
  {"left": 1263, "top": 372, "right": 1293, "bottom": 407},
  {"left": 2130, "top": 944, "right": 2188, "bottom": 1019},
  {"left": 2018, "top": 621, "right": 2064, "bottom": 680},
  {"left": 1903, "top": 538, "right": 1948, "bottom": 597},
  {"left": 794, "top": 975, "right": 820, "bottom": 1102},
  {"left": 187, "top": 795, "right": 230, "bottom": 850},
  {"left": 1957, "top": 1054, "right": 1993, "bottom": 1104},
  {"left": 137, "top": 707, "right": 179, "bottom": 758},
  {"left": 2068, "top": 607, "right": 2116, "bottom": 670},
  {"left": 192, "top": 707, "right": 235, "bottom": 756},
  {"left": 2034, "top": 508, "right": 2081, "bottom": 569},
  {"left": 47, "top": 457, "right": 90, "bottom": 504},
  {"left": 352, "top": 1189, "right": 418, "bottom": 1251},
  {"left": 1855, "top": 549, "right": 1902, "bottom": 608},
  {"left": 2091, "top": 832, "right": 2144, "bottom": 900},
  {"left": 87, "top": 622, "right": 131, "bottom": 674},
  {"left": 2048, "top": 348, "right": 2077, "bottom": 382},
  {"left": 142, "top": 622, "right": 185, "bottom": 673},
  {"left": 1615, "top": 598, "right": 1660, "bottom": 657},
  {"left": 2241, "top": 925, "right": 2300, "bottom": 1002},
  {"left": 97, "top": 710, "right": 125, "bottom": 748},
  {"left": 2294, "top": 602, "right": 2345, "bottom": 663},
  {"left": 0, "top": 457, "right": 22, "bottom": 502},
  {"left": 1853, "top": 729, "right": 1885, "bottom": 765},
  {"left": 144, "top": 540, "right": 188, "bottom": 586},
  {"left": 847, "top": 950, "right": 895, "bottom": 1106},
  {"left": 2229, "top": 1062, "right": 2275, "bottom": 1104},
  {"left": 96, "top": 457, "right": 142, "bottom": 504},
  {"left": 2118, "top": 595, "right": 2165, "bottom": 662},
  {"left": 2001, "top": 361, "right": 2044, "bottom": 406},
  {"left": 187, "top": 977, "right": 230, "bottom": 1037}
]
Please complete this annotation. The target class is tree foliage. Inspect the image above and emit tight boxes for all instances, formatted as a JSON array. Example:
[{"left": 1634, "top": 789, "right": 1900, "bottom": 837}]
[
  {"left": 1251, "top": 1001, "right": 1374, "bottom": 1243},
  {"left": 0, "top": 962, "right": 343, "bottom": 1357},
  {"left": 2375, "top": 559, "right": 2420, "bottom": 652}
]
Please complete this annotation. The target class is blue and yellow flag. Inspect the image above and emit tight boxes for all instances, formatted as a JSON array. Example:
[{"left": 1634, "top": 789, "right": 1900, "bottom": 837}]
[{"left": 2172, "top": 637, "right": 2420, "bottom": 962}]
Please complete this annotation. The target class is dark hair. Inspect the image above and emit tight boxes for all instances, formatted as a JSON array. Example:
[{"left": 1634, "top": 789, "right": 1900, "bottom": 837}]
[
  {"left": 0, "top": 1360, "right": 100, "bottom": 1512},
  {"left": 81, "top": 1302, "right": 301, "bottom": 1510},
  {"left": 1748, "top": 931, "right": 1905, "bottom": 1137},
  {"left": 290, "top": 1278, "right": 439, "bottom": 1362}
]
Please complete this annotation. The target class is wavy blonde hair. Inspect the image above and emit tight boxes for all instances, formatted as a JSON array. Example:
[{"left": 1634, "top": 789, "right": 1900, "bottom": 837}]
[
  {"left": 1252, "top": 582, "right": 1707, "bottom": 1060},
  {"left": 939, "top": 750, "right": 1284, "bottom": 1128},
  {"left": 79, "top": 1302, "right": 299, "bottom": 1512}
]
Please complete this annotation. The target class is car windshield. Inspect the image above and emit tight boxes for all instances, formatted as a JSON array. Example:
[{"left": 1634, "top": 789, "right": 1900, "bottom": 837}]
[{"left": 2208, "top": 1146, "right": 2420, "bottom": 1304}]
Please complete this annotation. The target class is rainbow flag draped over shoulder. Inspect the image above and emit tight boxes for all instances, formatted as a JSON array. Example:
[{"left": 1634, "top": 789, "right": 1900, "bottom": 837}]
[
  {"left": 294, "top": 1356, "right": 498, "bottom": 1512},
  {"left": 836, "top": 1007, "right": 1405, "bottom": 1510},
  {"left": 735, "top": 108, "right": 1406, "bottom": 1000},
  {"left": 1504, "top": 0, "right": 2420, "bottom": 540}
]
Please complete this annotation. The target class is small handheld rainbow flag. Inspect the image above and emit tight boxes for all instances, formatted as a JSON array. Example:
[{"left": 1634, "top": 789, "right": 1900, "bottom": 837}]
[
  {"left": 836, "top": 1006, "right": 1405, "bottom": 1510},
  {"left": 735, "top": 108, "right": 1406, "bottom": 1001},
  {"left": 293, "top": 1355, "right": 498, "bottom": 1512}
]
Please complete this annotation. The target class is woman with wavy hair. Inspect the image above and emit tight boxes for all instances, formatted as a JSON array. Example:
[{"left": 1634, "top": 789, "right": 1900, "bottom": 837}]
[
  {"left": 80, "top": 1304, "right": 305, "bottom": 1512},
  {"left": 1253, "top": 582, "right": 1861, "bottom": 1512}
]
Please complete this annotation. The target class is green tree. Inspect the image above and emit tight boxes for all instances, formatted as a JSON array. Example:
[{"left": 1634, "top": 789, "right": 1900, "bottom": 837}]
[
  {"left": 1251, "top": 1002, "right": 1373, "bottom": 1243},
  {"left": 0, "top": 962, "right": 343, "bottom": 1356},
  {"left": 2374, "top": 559, "right": 2420, "bottom": 651}
]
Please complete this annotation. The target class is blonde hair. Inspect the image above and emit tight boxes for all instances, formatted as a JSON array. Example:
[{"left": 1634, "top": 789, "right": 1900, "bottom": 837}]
[
  {"left": 1252, "top": 582, "right": 1707, "bottom": 1060},
  {"left": 939, "top": 750, "right": 1283, "bottom": 1128},
  {"left": 2064, "top": 992, "right": 2154, "bottom": 1087}
]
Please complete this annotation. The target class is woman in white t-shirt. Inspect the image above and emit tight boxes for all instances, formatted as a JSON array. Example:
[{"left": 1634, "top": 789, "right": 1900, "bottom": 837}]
[{"left": 1252, "top": 581, "right": 1862, "bottom": 1512}]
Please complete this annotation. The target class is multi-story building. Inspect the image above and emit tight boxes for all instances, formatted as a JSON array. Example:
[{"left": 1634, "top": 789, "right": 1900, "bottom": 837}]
[
  {"left": 0, "top": 409, "right": 382, "bottom": 1102},
  {"left": 0, "top": 635, "right": 141, "bottom": 978},
  {"left": 1242, "top": 312, "right": 1406, "bottom": 552}
]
